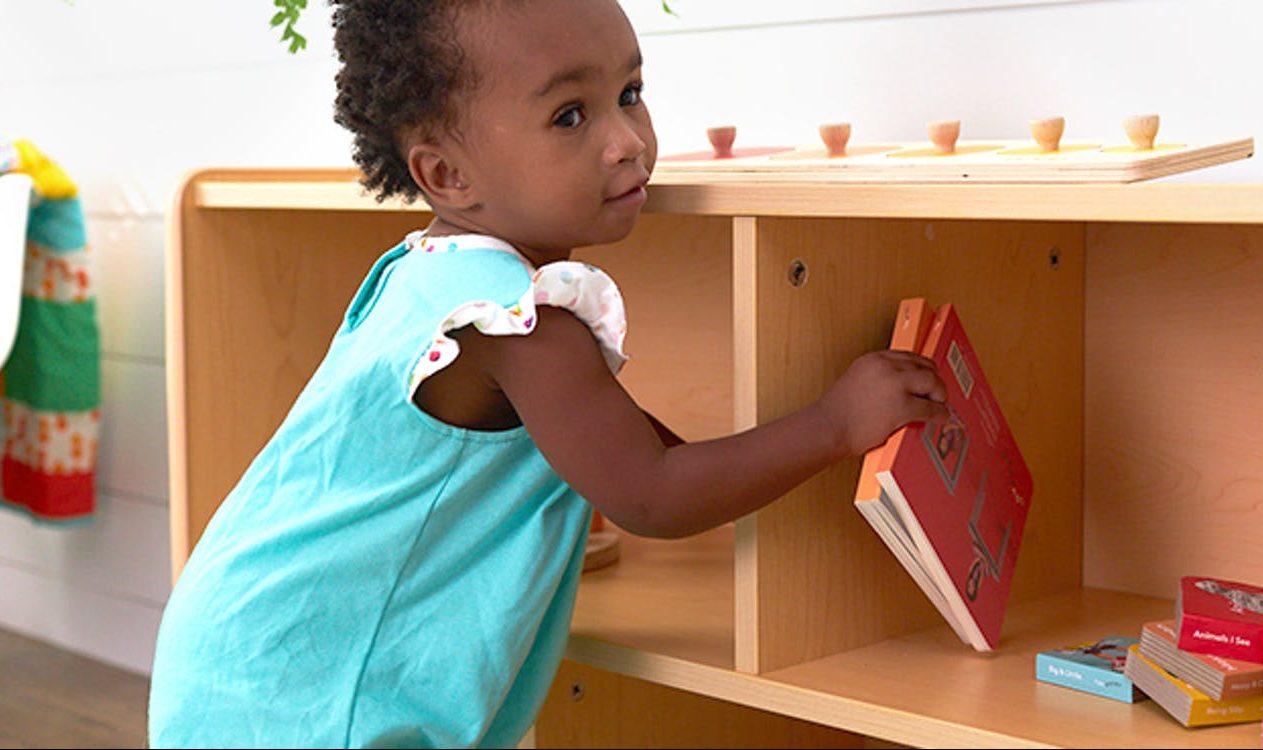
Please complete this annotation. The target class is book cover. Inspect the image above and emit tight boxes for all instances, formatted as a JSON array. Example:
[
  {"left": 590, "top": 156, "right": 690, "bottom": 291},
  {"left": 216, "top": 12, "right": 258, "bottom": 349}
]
[
  {"left": 853, "top": 298, "right": 970, "bottom": 645},
  {"left": 873, "top": 302, "right": 1034, "bottom": 651},
  {"left": 1176, "top": 575, "right": 1263, "bottom": 663},
  {"left": 1124, "top": 645, "right": 1263, "bottom": 727},
  {"left": 1035, "top": 635, "right": 1144, "bottom": 703},
  {"left": 1141, "top": 619, "right": 1263, "bottom": 701}
]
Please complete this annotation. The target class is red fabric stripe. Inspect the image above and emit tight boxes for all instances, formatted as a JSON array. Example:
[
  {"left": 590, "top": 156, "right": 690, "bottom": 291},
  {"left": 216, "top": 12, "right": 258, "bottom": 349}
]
[{"left": 2, "top": 457, "right": 94, "bottom": 520}]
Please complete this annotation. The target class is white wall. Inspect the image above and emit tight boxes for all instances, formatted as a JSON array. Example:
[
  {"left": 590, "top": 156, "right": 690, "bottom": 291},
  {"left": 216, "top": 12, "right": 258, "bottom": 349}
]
[{"left": 0, "top": 0, "right": 1259, "bottom": 677}]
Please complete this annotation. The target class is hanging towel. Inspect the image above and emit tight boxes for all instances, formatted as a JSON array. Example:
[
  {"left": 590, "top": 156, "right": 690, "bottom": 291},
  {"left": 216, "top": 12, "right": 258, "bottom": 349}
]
[{"left": 0, "top": 140, "right": 100, "bottom": 521}]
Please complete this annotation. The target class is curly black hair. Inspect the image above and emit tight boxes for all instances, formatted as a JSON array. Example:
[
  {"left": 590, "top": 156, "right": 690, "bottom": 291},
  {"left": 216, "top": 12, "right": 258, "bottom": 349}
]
[{"left": 331, "top": 0, "right": 484, "bottom": 203}]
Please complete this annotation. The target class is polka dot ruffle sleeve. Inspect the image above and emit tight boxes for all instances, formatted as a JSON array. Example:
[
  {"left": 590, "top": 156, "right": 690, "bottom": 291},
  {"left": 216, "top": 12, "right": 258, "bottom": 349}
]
[{"left": 407, "top": 252, "right": 629, "bottom": 399}]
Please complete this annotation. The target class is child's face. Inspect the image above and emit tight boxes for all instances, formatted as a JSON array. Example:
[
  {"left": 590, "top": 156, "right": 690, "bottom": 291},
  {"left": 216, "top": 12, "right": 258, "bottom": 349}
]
[{"left": 441, "top": 0, "right": 657, "bottom": 259}]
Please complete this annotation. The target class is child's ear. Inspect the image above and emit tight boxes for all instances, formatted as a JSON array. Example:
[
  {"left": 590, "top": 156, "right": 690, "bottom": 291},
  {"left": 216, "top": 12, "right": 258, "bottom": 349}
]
[{"left": 407, "top": 144, "right": 476, "bottom": 209}]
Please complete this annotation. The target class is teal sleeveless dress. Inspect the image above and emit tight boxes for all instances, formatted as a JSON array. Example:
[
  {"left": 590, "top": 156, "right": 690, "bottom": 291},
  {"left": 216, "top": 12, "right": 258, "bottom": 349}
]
[{"left": 149, "top": 232, "right": 628, "bottom": 748}]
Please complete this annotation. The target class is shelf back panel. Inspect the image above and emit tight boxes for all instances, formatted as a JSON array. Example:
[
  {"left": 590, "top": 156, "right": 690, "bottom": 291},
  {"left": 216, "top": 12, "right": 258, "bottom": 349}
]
[
  {"left": 1085, "top": 222, "right": 1263, "bottom": 597},
  {"left": 575, "top": 213, "right": 734, "bottom": 442}
]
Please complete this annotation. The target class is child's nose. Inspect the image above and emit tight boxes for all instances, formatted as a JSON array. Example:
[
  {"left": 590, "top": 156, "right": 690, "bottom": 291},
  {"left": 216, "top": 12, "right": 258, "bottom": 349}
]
[{"left": 603, "top": 116, "right": 647, "bottom": 165}]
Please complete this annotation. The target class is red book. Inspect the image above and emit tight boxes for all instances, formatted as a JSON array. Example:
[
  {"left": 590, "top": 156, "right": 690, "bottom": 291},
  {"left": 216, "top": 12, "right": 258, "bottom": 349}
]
[
  {"left": 872, "top": 302, "right": 1034, "bottom": 651},
  {"left": 1176, "top": 575, "right": 1263, "bottom": 663}
]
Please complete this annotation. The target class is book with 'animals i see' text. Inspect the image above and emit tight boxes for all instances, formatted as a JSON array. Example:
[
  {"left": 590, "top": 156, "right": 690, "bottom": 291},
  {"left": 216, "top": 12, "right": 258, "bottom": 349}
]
[{"left": 1175, "top": 575, "right": 1263, "bottom": 664}]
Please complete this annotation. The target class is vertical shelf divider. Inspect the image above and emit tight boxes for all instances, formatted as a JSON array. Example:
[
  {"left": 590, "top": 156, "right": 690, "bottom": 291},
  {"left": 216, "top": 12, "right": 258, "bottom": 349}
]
[{"left": 732, "top": 216, "right": 760, "bottom": 674}]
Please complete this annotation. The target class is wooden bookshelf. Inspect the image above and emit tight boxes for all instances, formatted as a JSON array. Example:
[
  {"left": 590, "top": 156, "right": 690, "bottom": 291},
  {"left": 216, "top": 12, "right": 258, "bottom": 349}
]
[{"left": 168, "top": 167, "right": 1263, "bottom": 748}]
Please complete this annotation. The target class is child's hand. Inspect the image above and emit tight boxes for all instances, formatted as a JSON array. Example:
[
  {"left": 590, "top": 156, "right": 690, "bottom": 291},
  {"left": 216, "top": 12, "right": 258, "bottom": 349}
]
[{"left": 817, "top": 350, "right": 949, "bottom": 457}]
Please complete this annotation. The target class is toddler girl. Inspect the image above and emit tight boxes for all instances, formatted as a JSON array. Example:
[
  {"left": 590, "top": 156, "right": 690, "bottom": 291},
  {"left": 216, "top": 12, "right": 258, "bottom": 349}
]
[{"left": 148, "top": 1, "right": 947, "bottom": 747}]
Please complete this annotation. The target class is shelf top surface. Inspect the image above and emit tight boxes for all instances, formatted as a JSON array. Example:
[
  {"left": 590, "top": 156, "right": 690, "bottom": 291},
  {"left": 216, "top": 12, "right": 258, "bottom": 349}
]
[{"left": 184, "top": 166, "right": 1263, "bottom": 224}]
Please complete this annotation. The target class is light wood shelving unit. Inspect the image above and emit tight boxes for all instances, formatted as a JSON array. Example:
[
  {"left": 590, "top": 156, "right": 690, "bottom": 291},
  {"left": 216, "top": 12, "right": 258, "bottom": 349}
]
[{"left": 167, "top": 167, "right": 1263, "bottom": 748}]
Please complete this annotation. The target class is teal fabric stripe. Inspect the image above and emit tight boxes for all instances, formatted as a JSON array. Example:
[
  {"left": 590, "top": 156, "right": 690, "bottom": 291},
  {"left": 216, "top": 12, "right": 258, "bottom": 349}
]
[
  {"left": 27, "top": 197, "right": 86, "bottom": 251},
  {"left": 3, "top": 297, "right": 100, "bottom": 412}
]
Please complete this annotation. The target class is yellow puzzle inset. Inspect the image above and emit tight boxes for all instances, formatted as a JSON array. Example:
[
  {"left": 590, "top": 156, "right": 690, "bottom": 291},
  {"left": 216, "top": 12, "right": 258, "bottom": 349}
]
[
  {"left": 996, "top": 143, "right": 1103, "bottom": 157},
  {"left": 887, "top": 143, "right": 1006, "bottom": 158}
]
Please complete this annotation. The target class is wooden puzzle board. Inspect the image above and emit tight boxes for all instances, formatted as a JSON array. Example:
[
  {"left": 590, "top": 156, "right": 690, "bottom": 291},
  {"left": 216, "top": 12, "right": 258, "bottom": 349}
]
[{"left": 655, "top": 137, "right": 1254, "bottom": 184}]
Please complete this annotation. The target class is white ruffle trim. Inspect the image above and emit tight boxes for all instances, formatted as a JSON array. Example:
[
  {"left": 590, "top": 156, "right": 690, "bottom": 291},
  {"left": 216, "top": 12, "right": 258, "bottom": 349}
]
[{"left": 408, "top": 260, "right": 629, "bottom": 398}]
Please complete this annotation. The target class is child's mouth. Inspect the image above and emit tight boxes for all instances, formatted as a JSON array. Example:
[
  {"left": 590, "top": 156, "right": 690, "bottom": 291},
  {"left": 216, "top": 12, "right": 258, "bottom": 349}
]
[{"left": 606, "top": 183, "right": 648, "bottom": 207}]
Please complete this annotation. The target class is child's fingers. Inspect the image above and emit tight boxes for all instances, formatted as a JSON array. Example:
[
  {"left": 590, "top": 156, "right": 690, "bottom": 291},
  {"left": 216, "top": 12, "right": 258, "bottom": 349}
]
[
  {"left": 904, "top": 365, "right": 948, "bottom": 404},
  {"left": 912, "top": 395, "right": 951, "bottom": 424}
]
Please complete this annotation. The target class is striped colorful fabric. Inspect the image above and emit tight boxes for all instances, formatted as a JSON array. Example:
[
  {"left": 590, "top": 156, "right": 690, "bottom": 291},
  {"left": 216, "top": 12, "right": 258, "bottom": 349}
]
[{"left": 1, "top": 140, "right": 100, "bottom": 521}]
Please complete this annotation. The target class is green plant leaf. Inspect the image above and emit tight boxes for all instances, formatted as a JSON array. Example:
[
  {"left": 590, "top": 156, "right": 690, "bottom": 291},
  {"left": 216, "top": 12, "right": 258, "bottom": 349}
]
[
  {"left": 268, "top": 0, "right": 670, "bottom": 54},
  {"left": 271, "top": 0, "right": 308, "bottom": 54}
]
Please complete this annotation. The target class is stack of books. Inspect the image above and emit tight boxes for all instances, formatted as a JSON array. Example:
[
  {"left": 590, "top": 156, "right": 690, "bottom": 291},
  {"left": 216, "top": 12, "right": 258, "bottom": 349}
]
[{"left": 1123, "top": 575, "right": 1263, "bottom": 727}]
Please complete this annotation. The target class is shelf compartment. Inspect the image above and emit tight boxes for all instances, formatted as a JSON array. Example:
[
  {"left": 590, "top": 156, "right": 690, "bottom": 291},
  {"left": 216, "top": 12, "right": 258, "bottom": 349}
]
[{"left": 742, "top": 216, "right": 1086, "bottom": 673}]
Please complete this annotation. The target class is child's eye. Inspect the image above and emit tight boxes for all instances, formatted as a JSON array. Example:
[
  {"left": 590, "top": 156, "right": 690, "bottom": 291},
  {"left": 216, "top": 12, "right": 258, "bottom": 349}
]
[
  {"left": 620, "top": 82, "right": 643, "bottom": 107},
  {"left": 553, "top": 105, "right": 585, "bottom": 129}
]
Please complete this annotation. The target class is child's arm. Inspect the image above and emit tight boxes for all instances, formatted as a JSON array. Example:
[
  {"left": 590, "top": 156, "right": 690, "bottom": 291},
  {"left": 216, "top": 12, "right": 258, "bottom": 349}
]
[{"left": 486, "top": 306, "right": 947, "bottom": 538}]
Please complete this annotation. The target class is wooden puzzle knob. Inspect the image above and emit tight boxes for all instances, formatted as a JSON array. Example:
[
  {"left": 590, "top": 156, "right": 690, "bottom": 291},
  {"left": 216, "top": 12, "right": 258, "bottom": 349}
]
[
  {"left": 1029, "top": 116, "right": 1065, "bottom": 151},
  {"left": 818, "top": 122, "right": 852, "bottom": 157},
  {"left": 1123, "top": 114, "right": 1159, "bottom": 150},
  {"left": 927, "top": 119, "right": 960, "bottom": 154},
  {"left": 707, "top": 125, "right": 737, "bottom": 158}
]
